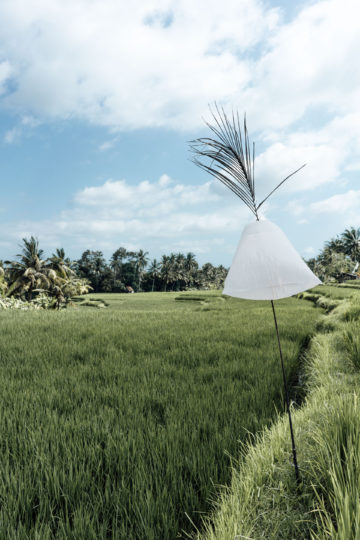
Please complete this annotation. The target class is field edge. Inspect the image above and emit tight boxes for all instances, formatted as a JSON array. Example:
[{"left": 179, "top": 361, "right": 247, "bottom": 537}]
[{"left": 197, "top": 284, "right": 360, "bottom": 539}]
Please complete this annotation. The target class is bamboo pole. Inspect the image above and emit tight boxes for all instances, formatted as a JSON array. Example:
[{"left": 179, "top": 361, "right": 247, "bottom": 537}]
[{"left": 271, "top": 300, "right": 300, "bottom": 485}]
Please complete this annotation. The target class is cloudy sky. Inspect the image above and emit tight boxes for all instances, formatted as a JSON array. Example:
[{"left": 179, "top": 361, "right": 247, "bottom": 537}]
[{"left": 0, "top": 0, "right": 359, "bottom": 265}]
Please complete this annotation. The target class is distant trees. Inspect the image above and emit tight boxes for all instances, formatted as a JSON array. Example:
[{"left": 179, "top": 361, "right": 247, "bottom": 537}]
[
  {"left": 73, "top": 246, "right": 228, "bottom": 294},
  {"left": 76, "top": 250, "right": 112, "bottom": 292},
  {"left": 307, "top": 226, "right": 360, "bottom": 282},
  {"left": 3, "top": 224, "right": 360, "bottom": 303},
  {"left": 148, "top": 259, "right": 161, "bottom": 292},
  {"left": 135, "top": 249, "right": 149, "bottom": 290},
  {"left": 3, "top": 238, "right": 92, "bottom": 307},
  {"left": 341, "top": 227, "right": 360, "bottom": 262},
  {"left": 1, "top": 238, "right": 231, "bottom": 301}
]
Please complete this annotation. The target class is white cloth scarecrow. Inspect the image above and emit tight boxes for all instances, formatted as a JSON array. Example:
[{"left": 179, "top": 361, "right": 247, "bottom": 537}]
[{"left": 223, "top": 219, "right": 321, "bottom": 300}]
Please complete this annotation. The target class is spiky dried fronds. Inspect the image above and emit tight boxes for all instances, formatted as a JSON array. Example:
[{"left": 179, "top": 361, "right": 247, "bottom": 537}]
[{"left": 190, "top": 105, "right": 306, "bottom": 219}]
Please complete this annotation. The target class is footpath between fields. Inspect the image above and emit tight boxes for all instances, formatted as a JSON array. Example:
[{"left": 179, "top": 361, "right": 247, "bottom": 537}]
[{"left": 197, "top": 283, "right": 360, "bottom": 540}]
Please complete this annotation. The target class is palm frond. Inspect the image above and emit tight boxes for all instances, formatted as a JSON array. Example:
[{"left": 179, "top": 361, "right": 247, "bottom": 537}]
[
  {"left": 190, "top": 104, "right": 258, "bottom": 218},
  {"left": 256, "top": 164, "right": 307, "bottom": 211},
  {"left": 190, "top": 104, "right": 306, "bottom": 218}
]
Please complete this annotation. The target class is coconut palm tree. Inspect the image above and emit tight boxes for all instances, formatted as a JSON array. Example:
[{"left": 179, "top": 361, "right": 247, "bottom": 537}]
[
  {"left": 48, "top": 248, "right": 74, "bottom": 279},
  {"left": 160, "top": 255, "right": 172, "bottom": 292},
  {"left": 201, "top": 262, "right": 216, "bottom": 288},
  {"left": 184, "top": 252, "right": 198, "bottom": 287},
  {"left": 148, "top": 259, "right": 161, "bottom": 292},
  {"left": 325, "top": 236, "right": 345, "bottom": 254},
  {"left": 47, "top": 276, "right": 92, "bottom": 309},
  {"left": 134, "top": 249, "right": 149, "bottom": 290},
  {"left": 174, "top": 253, "right": 186, "bottom": 290},
  {"left": 5, "top": 237, "right": 54, "bottom": 300},
  {"left": 215, "top": 264, "right": 228, "bottom": 288},
  {"left": 341, "top": 227, "right": 360, "bottom": 262}
]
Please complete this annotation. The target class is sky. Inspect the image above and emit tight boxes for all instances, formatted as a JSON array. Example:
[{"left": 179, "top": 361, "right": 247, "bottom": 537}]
[{"left": 0, "top": 0, "right": 359, "bottom": 266}]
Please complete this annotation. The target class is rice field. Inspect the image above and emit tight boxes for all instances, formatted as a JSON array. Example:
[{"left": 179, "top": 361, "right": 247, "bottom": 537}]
[{"left": 0, "top": 291, "right": 320, "bottom": 538}]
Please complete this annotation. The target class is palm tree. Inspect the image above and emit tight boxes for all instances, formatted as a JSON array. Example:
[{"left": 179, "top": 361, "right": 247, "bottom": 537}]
[
  {"left": 215, "top": 265, "right": 228, "bottom": 288},
  {"left": 160, "top": 255, "right": 172, "bottom": 292},
  {"left": 110, "top": 247, "right": 128, "bottom": 287},
  {"left": 134, "top": 249, "right": 149, "bottom": 290},
  {"left": 47, "top": 276, "right": 93, "bottom": 309},
  {"left": 201, "top": 262, "right": 216, "bottom": 288},
  {"left": 325, "top": 237, "right": 345, "bottom": 254},
  {"left": 341, "top": 227, "right": 360, "bottom": 262},
  {"left": 318, "top": 246, "right": 335, "bottom": 267},
  {"left": 48, "top": 248, "right": 74, "bottom": 279},
  {"left": 148, "top": 259, "right": 161, "bottom": 292},
  {"left": 174, "top": 253, "right": 186, "bottom": 290},
  {"left": 184, "top": 252, "right": 198, "bottom": 287},
  {"left": 5, "top": 237, "right": 54, "bottom": 300}
]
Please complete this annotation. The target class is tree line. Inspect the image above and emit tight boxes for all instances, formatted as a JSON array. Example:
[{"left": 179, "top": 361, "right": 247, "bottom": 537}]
[
  {"left": 306, "top": 226, "right": 360, "bottom": 281},
  {"left": 0, "top": 237, "right": 228, "bottom": 305},
  {"left": 2, "top": 225, "right": 357, "bottom": 307}
]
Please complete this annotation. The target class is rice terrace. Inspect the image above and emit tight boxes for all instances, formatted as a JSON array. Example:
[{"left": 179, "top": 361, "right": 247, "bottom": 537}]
[
  {"left": 0, "top": 290, "right": 320, "bottom": 538},
  {"left": 1, "top": 1, "right": 360, "bottom": 537}
]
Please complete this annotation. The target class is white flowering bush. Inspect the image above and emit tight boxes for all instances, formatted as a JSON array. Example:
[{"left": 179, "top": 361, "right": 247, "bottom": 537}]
[{"left": 0, "top": 294, "right": 53, "bottom": 310}]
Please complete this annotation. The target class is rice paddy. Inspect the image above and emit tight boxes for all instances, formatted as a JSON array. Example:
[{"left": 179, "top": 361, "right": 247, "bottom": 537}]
[{"left": 0, "top": 291, "right": 320, "bottom": 538}]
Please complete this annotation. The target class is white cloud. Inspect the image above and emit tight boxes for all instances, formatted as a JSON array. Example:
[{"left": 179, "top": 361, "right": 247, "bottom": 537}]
[
  {"left": 244, "top": 0, "right": 360, "bottom": 130},
  {"left": 1, "top": 175, "right": 250, "bottom": 259},
  {"left": 310, "top": 190, "right": 360, "bottom": 214},
  {"left": 0, "top": 0, "right": 279, "bottom": 130},
  {"left": 99, "top": 140, "right": 115, "bottom": 151},
  {"left": 4, "top": 127, "right": 20, "bottom": 144},
  {"left": 73, "top": 176, "right": 220, "bottom": 216},
  {"left": 4, "top": 115, "right": 41, "bottom": 143},
  {"left": 0, "top": 0, "right": 358, "bottom": 197}
]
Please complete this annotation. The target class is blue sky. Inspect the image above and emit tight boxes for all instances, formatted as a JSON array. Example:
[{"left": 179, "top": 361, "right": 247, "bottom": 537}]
[{"left": 0, "top": 0, "right": 359, "bottom": 266}]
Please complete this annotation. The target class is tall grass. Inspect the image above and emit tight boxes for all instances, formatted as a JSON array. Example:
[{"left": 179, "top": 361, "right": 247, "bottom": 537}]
[
  {"left": 0, "top": 292, "right": 319, "bottom": 538},
  {"left": 198, "top": 286, "right": 360, "bottom": 540},
  {"left": 311, "top": 395, "right": 360, "bottom": 539}
]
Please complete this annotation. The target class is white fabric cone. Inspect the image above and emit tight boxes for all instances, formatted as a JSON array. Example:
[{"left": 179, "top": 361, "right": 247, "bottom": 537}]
[{"left": 223, "top": 220, "right": 321, "bottom": 300}]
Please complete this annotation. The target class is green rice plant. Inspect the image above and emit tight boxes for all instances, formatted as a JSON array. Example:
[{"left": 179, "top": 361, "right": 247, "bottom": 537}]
[
  {"left": 341, "top": 304, "right": 360, "bottom": 322},
  {"left": 198, "top": 286, "right": 360, "bottom": 540},
  {"left": 315, "top": 285, "right": 356, "bottom": 300},
  {"left": 315, "top": 315, "right": 336, "bottom": 334},
  {"left": 343, "top": 322, "right": 360, "bottom": 370},
  {"left": 315, "top": 296, "right": 340, "bottom": 312},
  {"left": 299, "top": 292, "right": 322, "bottom": 303},
  {"left": 310, "top": 395, "right": 360, "bottom": 540},
  {"left": 0, "top": 292, "right": 319, "bottom": 539}
]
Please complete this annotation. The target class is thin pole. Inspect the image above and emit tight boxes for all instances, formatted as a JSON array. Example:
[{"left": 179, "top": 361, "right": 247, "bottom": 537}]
[{"left": 271, "top": 300, "right": 300, "bottom": 485}]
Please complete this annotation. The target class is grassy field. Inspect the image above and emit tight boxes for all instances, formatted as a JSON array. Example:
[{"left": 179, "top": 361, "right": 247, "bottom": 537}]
[
  {"left": 0, "top": 291, "right": 320, "bottom": 539},
  {"left": 198, "top": 284, "right": 360, "bottom": 539}
]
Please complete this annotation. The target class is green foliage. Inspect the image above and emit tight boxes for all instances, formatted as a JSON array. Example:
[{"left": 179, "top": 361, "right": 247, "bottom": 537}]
[
  {"left": 76, "top": 250, "right": 112, "bottom": 292},
  {"left": 0, "top": 292, "right": 318, "bottom": 538},
  {"left": 343, "top": 322, "right": 360, "bottom": 370},
  {"left": 3, "top": 239, "right": 92, "bottom": 309},
  {"left": 0, "top": 295, "right": 52, "bottom": 310},
  {"left": 306, "top": 226, "right": 360, "bottom": 282},
  {"left": 310, "top": 396, "right": 360, "bottom": 539},
  {"left": 3, "top": 240, "right": 228, "bottom": 297},
  {"left": 198, "top": 286, "right": 360, "bottom": 540}
]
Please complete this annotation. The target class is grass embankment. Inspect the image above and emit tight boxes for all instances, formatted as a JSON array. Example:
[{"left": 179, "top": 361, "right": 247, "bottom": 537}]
[
  {"left": 0, "top": 292, "right": 319, "bottom": 539},
  {"left": 199, "top": 282, "right": 360, "bottom": 540}
]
